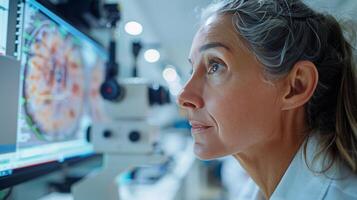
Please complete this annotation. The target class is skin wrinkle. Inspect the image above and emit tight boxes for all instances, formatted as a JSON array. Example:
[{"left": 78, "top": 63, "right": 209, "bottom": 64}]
[{"left": 178, "top": 13, "right": 316, "bottom": 199}]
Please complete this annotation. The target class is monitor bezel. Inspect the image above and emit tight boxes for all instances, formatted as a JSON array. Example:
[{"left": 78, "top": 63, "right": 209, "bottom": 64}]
[{"left": 0, "top": 154, "right": 100, "bottom": 190}]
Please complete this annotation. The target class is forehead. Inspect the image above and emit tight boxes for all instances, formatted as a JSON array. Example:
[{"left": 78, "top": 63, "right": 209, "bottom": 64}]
[{"left": 190, "top": 14, "right": 246, "bottom": 57}]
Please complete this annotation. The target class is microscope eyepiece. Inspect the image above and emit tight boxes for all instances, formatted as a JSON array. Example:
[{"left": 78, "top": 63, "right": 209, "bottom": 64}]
[{"left": 100, "top": 79, "right": 125, "bottom": 102}]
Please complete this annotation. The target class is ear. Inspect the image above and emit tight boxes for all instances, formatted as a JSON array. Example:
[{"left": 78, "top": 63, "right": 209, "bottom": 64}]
[{"left": 281, "top": 60, "right": 319, "bottom": 110}]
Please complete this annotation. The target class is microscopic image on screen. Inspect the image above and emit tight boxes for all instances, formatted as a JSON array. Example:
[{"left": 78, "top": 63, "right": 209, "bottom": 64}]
[
  {"left": 19, "top": 3, "right": 85, "bottom": 145},
  {"left": 0, "top": 0, "right": 110, "bottom": 173},
  {"left": 88, "top": 58, "right": 108, "bottom": 122}
]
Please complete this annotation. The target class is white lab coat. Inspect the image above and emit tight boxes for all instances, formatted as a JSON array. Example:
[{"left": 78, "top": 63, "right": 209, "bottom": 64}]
[{"left": 222, "top": 135, "right": 357, "bottom": 200}]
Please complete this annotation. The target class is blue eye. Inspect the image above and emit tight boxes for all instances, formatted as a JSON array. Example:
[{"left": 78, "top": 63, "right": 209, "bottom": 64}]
[{"left": 207, "top": 60, "right": 225, "bottom": 75}]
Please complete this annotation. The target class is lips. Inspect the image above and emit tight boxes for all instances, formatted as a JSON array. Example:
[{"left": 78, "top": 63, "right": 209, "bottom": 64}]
[{"left": 189, "top": 120, "right": 213, "bottom": 133}]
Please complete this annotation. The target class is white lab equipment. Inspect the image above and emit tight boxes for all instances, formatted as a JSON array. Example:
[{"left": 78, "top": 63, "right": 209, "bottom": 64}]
[{"left": 71, "top": 77, "right": 169, "bottom": 200}]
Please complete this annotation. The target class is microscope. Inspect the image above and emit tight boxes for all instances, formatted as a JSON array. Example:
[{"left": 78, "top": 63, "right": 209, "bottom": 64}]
[{"left": 72, "top": 3, "right": 170, "bottom": 200}]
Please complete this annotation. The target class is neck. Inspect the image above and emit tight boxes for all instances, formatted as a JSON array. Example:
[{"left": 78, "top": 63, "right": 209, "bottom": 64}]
[{"left": 233, "top": 108, "right": 308, "bottom": 199}]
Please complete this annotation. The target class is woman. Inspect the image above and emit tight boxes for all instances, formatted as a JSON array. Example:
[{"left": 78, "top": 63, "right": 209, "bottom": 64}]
[{"left": 177, "top": 0, "right": 357, "bottom": 199}]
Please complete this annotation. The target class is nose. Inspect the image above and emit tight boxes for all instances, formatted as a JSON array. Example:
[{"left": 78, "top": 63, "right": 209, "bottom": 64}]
[{"left": 177, "top": 79, "right": 204, "bottom": 110}]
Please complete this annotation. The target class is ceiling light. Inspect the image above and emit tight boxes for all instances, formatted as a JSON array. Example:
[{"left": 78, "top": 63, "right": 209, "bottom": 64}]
[
  {"left": 163, "top": 67, "right": 178, "bottom": 82},
  {"left": 124, "top": 21, "right": 143, "bottom": 36},
  {"left": 144, "top": 49, "right": 160, "bottom": 63}
]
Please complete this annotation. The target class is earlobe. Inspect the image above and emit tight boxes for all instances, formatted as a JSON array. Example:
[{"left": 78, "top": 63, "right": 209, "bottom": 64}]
[{"left": 281, "top": 60, "right": 318, "bottom": 110}]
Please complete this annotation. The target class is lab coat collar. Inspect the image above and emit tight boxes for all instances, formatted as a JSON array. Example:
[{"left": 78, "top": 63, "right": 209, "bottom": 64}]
[{"left": 269, "top": 135, "right": 336, "bottom": 200}]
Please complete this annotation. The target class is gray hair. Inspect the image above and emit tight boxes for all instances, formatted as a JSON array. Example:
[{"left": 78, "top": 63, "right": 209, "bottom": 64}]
[
  {"left": 201, "top": 0, "right": 323, "bottom": 74},
  {"left": 201, "top": 0, "right": 357, "bottom": 173}
]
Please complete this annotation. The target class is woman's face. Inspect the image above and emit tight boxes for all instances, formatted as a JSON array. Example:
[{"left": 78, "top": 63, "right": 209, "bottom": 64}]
[{"left": 178, "top": 14, "right": 285, "bottom": 159}]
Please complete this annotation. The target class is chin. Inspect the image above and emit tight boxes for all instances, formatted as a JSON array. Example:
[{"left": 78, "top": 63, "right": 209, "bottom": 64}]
[{"left": 194, "top": 144, "right": 228, "bottom": 160}]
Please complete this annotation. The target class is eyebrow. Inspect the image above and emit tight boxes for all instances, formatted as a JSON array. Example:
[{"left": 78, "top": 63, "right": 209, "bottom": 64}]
[
  {"left": 188, "top": 42, "right": 230, "bottom": 64},
  {"left": 199, "top": 42, "right": 230, "bottom": 52}
]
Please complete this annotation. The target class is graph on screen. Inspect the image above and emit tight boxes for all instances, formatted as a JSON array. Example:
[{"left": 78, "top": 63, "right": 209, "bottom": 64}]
[{"left": 0, "top": 0, "right": 9, "bottom": 55}]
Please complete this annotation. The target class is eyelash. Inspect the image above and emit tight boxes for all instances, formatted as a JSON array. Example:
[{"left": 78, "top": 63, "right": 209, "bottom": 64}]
[
  {"left": 188, "top": 58, "right": 225, "bottom": 76},
  {"left": 207, "top": 59, "right": 225, "bottom": 75}
]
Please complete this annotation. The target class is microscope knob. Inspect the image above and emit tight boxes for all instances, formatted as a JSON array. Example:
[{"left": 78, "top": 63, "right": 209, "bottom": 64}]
[
  {"left": 128, "top": 131, "right": 140, "bottom": 142},
  {"left": 86, "top": 126, "right": 91, "bottom": 142},
  {"left": 103, "top": 130, "right": 112, "bottom": 138},
  {"left": 100, "top": 79, "right": 125, "bottom": 102}
]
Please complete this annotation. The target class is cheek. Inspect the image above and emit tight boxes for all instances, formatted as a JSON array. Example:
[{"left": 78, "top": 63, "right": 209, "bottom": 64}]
[{"left": 207, "top": 84, "right": 281, "bottom": 152}]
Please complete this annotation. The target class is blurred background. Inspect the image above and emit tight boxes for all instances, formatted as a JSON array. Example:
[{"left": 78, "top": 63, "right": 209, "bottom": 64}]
[{"left": 0, "top": 0, "right": 356, "bottom": 200}]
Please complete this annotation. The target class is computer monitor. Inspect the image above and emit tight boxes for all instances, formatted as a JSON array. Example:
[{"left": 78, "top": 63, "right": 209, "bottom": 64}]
[{"left": 0, "top": 0, "right": 108, "bottom": 189}]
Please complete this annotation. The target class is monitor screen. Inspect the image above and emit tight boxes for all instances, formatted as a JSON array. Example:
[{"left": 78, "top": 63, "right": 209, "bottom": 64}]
[
  {"left": 0, "top": 0, "right": 9, "bottom": 55},
  {"left": 0, "top": 0, "right": 108, "bottom": 181}
]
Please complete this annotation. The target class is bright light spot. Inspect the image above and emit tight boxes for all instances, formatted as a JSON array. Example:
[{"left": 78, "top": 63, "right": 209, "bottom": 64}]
[
  {"left": 162, "top": 64, "right": 182, "bottom": 95},
  {"left": 169, "top": 82, "right": 183, "bottom": 96},
  {"left": 124, "top": 21, "right": 143, "bottom": 36},
  {"left": 163, "top": 67, "right": 178, "bottom": 82},
  {"left": 144, "top": 49, "right": 160, "bottom": 63}
]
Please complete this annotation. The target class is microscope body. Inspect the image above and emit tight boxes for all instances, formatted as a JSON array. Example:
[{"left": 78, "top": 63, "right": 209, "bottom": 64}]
[
  {"left": 72, "top": 3, "right": 170, "bottom": 198},
  {"left": 105, "top": 78, "right": 150, "bottom": 120},
  {"left": 72, "top": 77, "right": 168, "bottom": 200},
  {"left": 92, "top": 78, "right": 160, "bottom": 155},
  {"left": 92, "top": 121, "right": 158, "bottom": 154}
]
